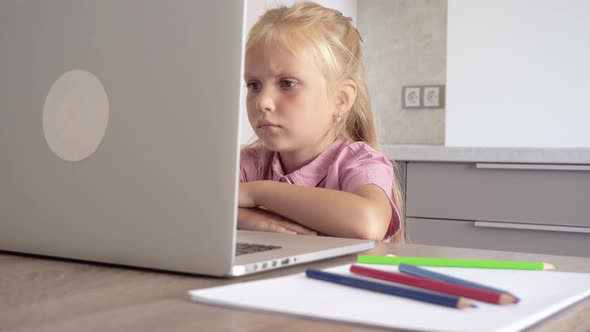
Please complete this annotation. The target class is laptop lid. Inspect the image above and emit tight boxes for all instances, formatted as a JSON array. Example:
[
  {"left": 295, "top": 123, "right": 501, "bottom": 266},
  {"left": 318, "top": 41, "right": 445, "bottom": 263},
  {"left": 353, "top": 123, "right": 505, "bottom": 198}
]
[{"left": 0, "top": 1, "right": 244, "bottom": 275}]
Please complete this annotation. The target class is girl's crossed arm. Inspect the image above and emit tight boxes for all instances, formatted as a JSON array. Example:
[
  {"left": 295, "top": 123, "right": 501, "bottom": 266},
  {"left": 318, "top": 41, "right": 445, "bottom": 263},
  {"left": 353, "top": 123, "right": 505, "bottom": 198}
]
[
  {"left": 237, "top": 207, "right": 317, "bottom": 235},
  {"left": 239, "top": 181, "right": 392, "bottom": 241}
]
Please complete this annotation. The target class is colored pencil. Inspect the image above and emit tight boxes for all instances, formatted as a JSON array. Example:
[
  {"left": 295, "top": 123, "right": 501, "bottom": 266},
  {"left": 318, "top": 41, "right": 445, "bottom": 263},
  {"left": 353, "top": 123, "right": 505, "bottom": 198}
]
[
  {"left": 305, "top": 269, "right": 476, "bottom": 309},
  {"left": 350, "top": 264, "right": 517, "bottom": 305},
  {"left": 398, "top": 263, "right": 519, "bottom": 301},
  {"left": 357, "top": 255, "right": 557, "bottom": 270}
]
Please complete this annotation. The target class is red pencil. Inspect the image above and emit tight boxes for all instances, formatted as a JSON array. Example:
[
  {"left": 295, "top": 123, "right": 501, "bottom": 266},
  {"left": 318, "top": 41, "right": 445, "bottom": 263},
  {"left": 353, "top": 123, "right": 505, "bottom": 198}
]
[{"left": 350, "top": 264, "right": 518, "bottom": 305}]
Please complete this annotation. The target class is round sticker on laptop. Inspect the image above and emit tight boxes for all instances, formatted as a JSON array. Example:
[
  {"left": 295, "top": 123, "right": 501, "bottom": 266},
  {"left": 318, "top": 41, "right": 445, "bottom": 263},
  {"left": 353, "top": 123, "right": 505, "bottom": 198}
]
[{"left": 43, "top": 70, "right": 110, "bottom": 162}]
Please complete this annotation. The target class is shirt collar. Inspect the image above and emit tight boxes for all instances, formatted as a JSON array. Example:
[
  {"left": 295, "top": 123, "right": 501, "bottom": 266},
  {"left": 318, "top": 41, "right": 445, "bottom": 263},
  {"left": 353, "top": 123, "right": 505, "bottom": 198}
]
[{"left": 270, "top": 139, "right": 346, "bottom": 186}]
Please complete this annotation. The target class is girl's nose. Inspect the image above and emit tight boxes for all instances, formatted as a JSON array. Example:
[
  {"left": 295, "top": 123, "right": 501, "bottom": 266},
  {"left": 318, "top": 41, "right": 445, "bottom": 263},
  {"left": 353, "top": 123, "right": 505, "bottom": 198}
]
[{"left": 256, "top": 90, "right": 275, "bottom": 113}]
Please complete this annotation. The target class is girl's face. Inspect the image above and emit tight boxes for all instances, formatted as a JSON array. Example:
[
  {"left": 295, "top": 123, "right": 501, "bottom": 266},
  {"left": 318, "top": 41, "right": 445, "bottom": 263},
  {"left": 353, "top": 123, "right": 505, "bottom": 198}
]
[{"left": 244, "top": 43, "right": 337, "bottom": 156}]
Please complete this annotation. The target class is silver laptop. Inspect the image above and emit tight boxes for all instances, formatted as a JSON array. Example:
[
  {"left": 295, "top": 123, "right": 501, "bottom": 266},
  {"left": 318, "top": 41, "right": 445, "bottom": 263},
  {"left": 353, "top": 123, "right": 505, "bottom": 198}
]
[{"left": 0, "top": 1, "right": 374, "bottom": 277}]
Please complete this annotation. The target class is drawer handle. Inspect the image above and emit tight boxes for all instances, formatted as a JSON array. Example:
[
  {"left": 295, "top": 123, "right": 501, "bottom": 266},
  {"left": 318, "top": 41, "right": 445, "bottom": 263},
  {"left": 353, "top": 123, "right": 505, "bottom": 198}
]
[
  {"left": 474, "top": 221, "right": 590, "bottom": 234},
  {"left": 475, "top": 163, "right": 590, "bottom": 171}
]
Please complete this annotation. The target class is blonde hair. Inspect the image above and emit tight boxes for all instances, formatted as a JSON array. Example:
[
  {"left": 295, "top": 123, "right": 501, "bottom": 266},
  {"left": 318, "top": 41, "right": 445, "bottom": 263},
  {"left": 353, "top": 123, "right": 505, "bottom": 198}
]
[{"left": 245, "top": 2, "right": 405, "bottom": 243}]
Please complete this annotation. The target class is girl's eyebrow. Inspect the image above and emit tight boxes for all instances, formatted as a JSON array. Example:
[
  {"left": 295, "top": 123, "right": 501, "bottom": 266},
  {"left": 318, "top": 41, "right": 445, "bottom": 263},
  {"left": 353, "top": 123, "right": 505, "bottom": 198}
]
[
  {"left": 277, "top": 71, "right": 300, "bottom": 78},
  {"left": 243, "top": 70, "right": 302, "bottom": 80}
]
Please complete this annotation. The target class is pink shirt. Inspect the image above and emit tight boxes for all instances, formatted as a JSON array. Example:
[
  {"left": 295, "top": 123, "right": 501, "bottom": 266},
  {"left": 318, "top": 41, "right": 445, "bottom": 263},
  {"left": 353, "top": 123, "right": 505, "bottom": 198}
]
[{"left": 239, "top": 140, "right": 400, "bottom": 241}]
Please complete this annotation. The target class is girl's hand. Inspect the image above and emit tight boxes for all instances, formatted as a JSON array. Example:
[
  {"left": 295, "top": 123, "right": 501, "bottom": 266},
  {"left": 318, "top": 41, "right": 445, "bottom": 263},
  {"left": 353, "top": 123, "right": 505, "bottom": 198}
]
[{"left": 237, "top": 207, "right": 318, "bottom": 235}]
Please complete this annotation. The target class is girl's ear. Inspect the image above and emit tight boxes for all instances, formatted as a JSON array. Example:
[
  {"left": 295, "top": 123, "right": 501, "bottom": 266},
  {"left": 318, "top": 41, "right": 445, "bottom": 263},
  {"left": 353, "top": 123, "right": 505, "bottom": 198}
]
[{"left": 335, "top": 79, "right": 357, "bottom": 118}]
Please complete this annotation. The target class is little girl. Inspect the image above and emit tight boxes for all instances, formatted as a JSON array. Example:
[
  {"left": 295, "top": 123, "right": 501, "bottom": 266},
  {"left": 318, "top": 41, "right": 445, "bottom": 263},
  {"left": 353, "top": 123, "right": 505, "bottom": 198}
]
[{"left": 238, "top": 2, "right": 404, "bottom": 242}]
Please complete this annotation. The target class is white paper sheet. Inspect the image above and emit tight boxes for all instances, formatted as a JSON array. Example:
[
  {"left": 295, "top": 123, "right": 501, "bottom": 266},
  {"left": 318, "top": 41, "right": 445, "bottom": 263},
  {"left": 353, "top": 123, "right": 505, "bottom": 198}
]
[{"left": 189, "top": 264, "right": 590, "bottom": 332}]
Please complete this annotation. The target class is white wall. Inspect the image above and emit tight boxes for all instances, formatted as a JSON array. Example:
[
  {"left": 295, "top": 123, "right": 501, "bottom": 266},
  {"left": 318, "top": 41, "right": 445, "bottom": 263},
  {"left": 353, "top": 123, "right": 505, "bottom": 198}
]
[
  {"left": 240, "top": 0, "right": 358, "bottom": 145},
  {"left": 446, "top": 0, "right": 590, "bottom": 147}
]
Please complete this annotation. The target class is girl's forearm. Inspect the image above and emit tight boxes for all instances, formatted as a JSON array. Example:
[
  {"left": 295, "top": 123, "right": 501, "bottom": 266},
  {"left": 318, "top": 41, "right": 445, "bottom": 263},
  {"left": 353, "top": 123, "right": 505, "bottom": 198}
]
[{"left": 249, "top": 181, "right": 388, "bottom": 240}]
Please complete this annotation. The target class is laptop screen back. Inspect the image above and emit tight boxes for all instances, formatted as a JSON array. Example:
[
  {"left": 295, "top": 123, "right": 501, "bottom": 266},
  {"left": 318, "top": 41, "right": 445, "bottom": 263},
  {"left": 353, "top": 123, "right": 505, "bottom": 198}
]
[{"left": 0, "top": 1, "right": 245, "bottom": 275}]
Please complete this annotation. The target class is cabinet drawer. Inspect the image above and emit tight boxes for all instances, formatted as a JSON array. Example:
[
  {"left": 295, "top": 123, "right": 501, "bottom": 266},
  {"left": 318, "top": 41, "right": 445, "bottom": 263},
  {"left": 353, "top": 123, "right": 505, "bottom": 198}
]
[
  {"left": 407, "top": 217, "right": 590, "bottom": 257},
  {"left": 406, "top": 162, "right": 590, "bottom": 227}
]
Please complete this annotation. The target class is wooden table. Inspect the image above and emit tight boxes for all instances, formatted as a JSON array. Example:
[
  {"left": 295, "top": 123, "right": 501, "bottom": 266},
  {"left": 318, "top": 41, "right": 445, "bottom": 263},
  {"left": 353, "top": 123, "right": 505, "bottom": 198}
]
[{"left": 2, "top": 243, "right": 590, "bottom": 332}]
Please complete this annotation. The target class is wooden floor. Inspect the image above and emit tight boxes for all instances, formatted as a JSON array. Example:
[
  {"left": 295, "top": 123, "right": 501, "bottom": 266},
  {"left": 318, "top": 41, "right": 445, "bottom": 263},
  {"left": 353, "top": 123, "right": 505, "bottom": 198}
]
[{"left": 2, "top": 243, "right": 590, "bottom": 332}]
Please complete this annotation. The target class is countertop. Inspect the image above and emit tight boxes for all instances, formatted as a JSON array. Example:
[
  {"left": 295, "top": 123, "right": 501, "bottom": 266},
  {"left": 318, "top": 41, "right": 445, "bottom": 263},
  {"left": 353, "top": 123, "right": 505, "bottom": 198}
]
[{"left": 382, "top": 144, "right": 590, "bottom": 164}]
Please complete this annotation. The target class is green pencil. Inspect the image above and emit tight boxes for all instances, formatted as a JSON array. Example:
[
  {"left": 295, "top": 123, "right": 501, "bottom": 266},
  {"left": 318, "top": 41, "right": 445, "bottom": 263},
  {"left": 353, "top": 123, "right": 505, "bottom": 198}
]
[{"left": 357, "top": 255, "right": 558, "bottom": 270}]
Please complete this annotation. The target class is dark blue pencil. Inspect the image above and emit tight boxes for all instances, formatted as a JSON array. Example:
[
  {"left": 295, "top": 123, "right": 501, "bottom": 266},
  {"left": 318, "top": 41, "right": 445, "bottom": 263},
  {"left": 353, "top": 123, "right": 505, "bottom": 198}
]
[
  {"left": 398, "top": 264, "right": 520, "bottom": 301},
  {"left": 305, "top": 269, "right": 476, "bottom": 309}
]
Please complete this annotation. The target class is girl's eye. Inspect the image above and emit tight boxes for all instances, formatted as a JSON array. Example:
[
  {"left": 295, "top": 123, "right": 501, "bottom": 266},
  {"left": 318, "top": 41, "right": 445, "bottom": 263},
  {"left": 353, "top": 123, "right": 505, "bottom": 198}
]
[
  {"left": 280, "top": 79, "right": 298, "bottom": 89},
  {"left": 246, "top": 81, "right": 261, "bottom": 91}
]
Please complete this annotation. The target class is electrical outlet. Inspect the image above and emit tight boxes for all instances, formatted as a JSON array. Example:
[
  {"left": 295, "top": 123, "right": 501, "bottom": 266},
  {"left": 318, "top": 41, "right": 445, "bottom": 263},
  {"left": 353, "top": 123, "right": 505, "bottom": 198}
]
[
  {"left": 423, "top": 85, "right": 445, "bottom": 108},
  {"left": 402, "top": 86, "right": 421, "bottom": 108}
]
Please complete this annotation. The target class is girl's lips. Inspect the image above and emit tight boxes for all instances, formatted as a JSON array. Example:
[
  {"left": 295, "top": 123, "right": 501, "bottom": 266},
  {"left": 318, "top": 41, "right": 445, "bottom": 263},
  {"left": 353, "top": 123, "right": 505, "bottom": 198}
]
[{"left": 257, "top": 120, "right": 279, "bottom": 128}]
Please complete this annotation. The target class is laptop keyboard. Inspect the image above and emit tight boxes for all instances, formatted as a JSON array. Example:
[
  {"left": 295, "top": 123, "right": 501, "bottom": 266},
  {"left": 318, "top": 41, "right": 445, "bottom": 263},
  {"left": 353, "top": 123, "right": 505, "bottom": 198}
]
[{"left": 235, "top": 242, "right": 282, "bottom": 256}]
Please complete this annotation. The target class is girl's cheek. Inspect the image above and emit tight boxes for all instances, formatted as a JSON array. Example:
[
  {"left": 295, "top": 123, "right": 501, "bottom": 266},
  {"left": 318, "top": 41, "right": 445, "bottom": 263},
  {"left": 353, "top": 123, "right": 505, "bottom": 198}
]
[{"left": 283, "top": 96, "right": 306, "bottom": 111}]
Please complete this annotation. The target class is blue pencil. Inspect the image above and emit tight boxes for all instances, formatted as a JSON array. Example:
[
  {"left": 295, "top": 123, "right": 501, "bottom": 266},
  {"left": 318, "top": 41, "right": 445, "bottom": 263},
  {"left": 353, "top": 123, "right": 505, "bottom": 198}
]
[
  {"left": 305, "top": 269, "right": 476, "bottom": 309},
  {"left": 398, "top": 264, "right": 520, "bottom": 301}
]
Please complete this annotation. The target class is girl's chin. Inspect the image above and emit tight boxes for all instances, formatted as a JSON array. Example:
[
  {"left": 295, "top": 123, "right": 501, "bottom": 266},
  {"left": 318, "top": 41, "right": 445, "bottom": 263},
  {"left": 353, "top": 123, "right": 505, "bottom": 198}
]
[{"left": 259, "top": 138, "right": 291, "bottom": 152}]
